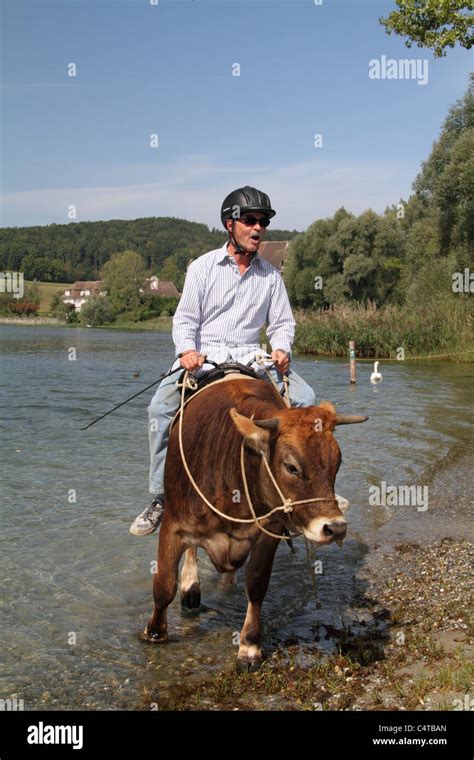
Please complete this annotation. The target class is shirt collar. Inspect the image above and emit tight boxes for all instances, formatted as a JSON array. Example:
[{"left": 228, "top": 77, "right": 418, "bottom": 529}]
[{"left": 217, "top": 241, "right": 262, "bottom": 267}]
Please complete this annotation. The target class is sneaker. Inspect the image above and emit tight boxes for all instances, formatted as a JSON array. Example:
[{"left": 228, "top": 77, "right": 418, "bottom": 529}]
[{"left": 129, "top": 495, "right": 165, "bottom": 536}]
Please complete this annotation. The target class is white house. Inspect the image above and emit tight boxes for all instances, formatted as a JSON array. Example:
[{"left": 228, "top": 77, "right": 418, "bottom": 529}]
[{"left": 63, "top": 281, "right": 107, "bottom": 312}]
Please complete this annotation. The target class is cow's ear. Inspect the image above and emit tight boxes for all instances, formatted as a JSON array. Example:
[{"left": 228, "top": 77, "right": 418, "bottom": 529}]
[{"left": 229, "top": 408, "right": 270, "bottom": 456}]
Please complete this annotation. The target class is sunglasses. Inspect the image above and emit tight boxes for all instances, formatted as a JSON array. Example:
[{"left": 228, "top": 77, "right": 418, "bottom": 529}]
[{"left": 238, "top": 214, "right": 271, "bottom": 228}]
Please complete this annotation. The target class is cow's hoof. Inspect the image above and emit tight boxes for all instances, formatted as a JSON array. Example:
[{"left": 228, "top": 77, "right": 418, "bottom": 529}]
[
  {"left": 138, "top": 623, "right": 168, "bottom": 644},
  {"left": 180, "top": 582, "right": 201, "bottom": 610},
  {"left": 236, "top": 658, "right": 262, "bottom": 674}
]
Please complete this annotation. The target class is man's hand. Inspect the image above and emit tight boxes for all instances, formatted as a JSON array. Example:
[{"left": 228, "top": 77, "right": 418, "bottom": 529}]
[
  {"left": 271, "top": 349, "right": 290, "bottom": 374},
  {"left": 179, "top": 350, "right": 205, "bottom": 372}
]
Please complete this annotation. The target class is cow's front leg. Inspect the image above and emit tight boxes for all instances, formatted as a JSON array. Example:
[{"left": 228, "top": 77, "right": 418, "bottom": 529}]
[
  {"left": 180, "top": 546, "right": 201, "bottom": 609},
  {"left": 141, "top": 516, "right": 186, "bottom": 643},
  {"left": 237, "top": 533, "right": 280, "bottom": 673}
]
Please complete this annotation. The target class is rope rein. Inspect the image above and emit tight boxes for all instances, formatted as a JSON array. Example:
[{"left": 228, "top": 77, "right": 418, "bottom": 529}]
[
  {"left": 174, "top": 366, "right": 338, "bottom": 541},
  {"left": 254, "top": 354, "right": 291, "bottom": 409}
]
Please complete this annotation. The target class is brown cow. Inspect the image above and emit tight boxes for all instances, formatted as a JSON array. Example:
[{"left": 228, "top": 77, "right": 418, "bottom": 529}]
[{"left": 140, "top": 374, "right": 367, "bottom": 671}]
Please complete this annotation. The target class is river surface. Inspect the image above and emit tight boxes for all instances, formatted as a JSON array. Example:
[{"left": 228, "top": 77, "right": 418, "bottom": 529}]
[{"left": 0, "top": 326, "right": 472, "bottom": 709}]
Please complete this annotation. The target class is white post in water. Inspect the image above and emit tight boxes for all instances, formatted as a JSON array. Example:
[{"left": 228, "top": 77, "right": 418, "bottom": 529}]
[{"left": 349, "top": 340, "right": 356, "bottom": 384}]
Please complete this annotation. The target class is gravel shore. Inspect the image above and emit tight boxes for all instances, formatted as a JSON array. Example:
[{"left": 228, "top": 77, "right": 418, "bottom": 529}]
[{"left": 143, "top": 537, "right": 473, "bottom": 711}]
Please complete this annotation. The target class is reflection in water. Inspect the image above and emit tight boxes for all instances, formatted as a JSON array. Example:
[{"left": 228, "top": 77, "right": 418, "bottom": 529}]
[{"left": 0, "top": 326, "right": 472, "bottom": 708}]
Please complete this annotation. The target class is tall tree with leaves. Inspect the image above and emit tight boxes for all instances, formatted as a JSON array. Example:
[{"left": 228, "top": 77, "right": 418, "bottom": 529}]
[
  {"left": 409, "top": 74, "right": 473, "bottom": 263},
  {"left": 100, "top": 250, "right": 147, "bottom": 316},
  {"left": 380, "top": 0, "right": 473, "bottom": 57}
]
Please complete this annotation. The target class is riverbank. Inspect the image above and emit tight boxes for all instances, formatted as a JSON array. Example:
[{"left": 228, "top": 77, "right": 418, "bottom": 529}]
[
  {"left": 141, "top": 538, "right": 473, "bottom": 711},
  {"left": 0, "top": 316, "right": 63, "bottom": 326},
  {"left": 2, "top": 302, "right": 473, "bottom": 361},
  {"left": 0, "top": 315, "right": 173, "bottom": 330},
  {"left": 102, "top": 316, "right": 173, "bottom": 331}
]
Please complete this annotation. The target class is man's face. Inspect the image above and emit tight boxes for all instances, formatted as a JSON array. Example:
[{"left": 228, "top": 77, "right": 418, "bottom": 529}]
[{"left": 226, "top": 212, "right": 269, "bottom": 254}]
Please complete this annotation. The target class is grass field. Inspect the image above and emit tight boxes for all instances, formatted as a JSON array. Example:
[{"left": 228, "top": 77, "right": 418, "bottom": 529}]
[{"left": 37, "top": 282, "right": 73, "bottom": 315}]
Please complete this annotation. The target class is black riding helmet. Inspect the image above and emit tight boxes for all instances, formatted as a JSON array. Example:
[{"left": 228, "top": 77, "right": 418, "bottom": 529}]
[
  {"left": 221, "top": 185, "right": 276, "bottom": 227},
  {"left": 221, "top": 186, "right": 276, "bottom": 254}
]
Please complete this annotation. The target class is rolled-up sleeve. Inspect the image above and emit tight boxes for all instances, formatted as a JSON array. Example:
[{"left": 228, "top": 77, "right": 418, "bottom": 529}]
[
  {"left": 172, "top": 261, "right": 204, "bottom": 356},
  {"left": 265, "top": 273, "right": 295, "bottom": 356}
]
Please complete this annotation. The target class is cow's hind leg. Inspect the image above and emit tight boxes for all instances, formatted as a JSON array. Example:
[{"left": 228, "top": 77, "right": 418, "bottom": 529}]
[
  {"left": 141, "top": 517, "right": 186, "bottom": 643},
  {"left": 237, "top": 534, "right": 280, "bottom": 673},
  {"left": 180, "top": 547, "right": 201, "bottom": 609}
]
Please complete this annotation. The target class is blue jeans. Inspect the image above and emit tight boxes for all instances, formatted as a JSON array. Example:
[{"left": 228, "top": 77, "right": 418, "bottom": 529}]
[{"left": 147, "top": 365, "right": 315, "bottom": 495}]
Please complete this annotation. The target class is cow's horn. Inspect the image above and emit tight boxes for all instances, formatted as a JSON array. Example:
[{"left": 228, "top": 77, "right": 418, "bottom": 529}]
[
  {"left": 254, "top": 417, "right": 280, "bottom": 431},
  {"left": 335, "top": 414, "right": 369, "bottom": 425}
]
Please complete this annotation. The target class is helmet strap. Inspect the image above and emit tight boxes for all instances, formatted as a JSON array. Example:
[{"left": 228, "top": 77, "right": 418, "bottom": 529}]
[{"left": 228, "top": 220, "right": 257, "bottom": 255}]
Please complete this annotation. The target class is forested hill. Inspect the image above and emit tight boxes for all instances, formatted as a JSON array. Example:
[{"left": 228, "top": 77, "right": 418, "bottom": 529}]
[{"left": 0, "top": 217, "right": 300, "bottom": 283}]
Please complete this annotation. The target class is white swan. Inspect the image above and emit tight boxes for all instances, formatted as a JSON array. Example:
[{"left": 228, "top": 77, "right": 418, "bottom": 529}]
[{"left": 370, "top": 361, "right": 382, "bottom": 384}]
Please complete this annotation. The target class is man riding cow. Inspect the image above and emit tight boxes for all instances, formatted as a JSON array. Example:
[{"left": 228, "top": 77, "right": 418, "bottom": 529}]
[{"left": 130, "top": 185, "right": 334, "bottom": 536}]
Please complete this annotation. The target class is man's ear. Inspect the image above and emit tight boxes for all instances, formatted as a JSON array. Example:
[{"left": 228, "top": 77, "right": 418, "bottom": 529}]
[{"left": 229, "top": 408, "right": 270, "bottom": 456}]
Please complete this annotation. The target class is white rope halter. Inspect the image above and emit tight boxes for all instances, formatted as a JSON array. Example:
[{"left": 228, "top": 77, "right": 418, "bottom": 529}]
[{"left": 174, "top": 368, "right": 338, "bottom": 541}]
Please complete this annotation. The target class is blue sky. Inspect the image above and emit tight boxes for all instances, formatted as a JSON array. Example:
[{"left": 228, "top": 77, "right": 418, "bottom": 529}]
[{"left": 1, "top": 0, "right": 471, "bottom": 230}]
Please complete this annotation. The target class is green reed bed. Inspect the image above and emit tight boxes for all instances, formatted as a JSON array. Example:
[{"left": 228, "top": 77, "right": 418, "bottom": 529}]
[{"left": 294, "top": 301, "right": 473, "bottom": 360}]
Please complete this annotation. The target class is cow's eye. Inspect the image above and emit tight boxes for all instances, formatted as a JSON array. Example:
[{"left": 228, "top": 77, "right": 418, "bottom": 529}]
[{"left": 285, "top": 462, "right": 300, "bottom": 476}]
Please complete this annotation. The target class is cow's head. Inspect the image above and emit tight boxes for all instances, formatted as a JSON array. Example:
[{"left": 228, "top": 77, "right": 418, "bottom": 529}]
[{"left": 229, "top": 401, "right": 368, "bottom": 546}]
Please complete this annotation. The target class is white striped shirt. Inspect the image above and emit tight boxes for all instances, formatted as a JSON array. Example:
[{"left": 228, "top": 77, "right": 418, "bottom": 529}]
[{"left": 171, "top": 242, "right": 295, "bottom": 371}]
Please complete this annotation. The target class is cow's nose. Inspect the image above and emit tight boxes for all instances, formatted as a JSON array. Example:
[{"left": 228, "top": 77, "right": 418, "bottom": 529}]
[{"left": 323, "top": 521, "right": 347, "bottom": 540}]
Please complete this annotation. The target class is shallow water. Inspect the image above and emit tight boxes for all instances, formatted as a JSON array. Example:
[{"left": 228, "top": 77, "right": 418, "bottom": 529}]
[{"left": 0, "top": 326, "right": 472, "bottom": 709}]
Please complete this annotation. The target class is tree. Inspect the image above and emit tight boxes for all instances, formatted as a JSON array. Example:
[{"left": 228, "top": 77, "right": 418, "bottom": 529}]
[
  {"left": 100, "top": 250, "right": 147, "bottom": 315},
  {"left": 159, "top": 255, "right": 180, "bottom": 287},
  {"left": 79, "top": 296, "right": 116, "bottom": 326},
  {"left": 285, "top": 206, "right": 406, "bottom": 307},
  {"left": 21, "top": 254, "right": 52, "bottom": 281},
  {"left": 380, "top": 0, "right": 474, "bottom": 58},
  {"left": 49, "top": 290, "right": 64, "bottom": 315},
  {"left": 324, "top": 273, "right": 348, "bottom": 304},
  {"left": 406, "top": 75, "right": 473, "bottom": 269},
  {"left": 284, "top": 209, "right": 353, "bottom": 307},
  {"left": 24, "top": 280, "right": 41, "bottom": 307}
]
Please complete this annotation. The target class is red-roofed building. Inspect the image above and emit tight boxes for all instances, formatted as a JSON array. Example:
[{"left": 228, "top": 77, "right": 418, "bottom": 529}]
[
  {"left": 142, "top": 276, "right": 180, "bottom": 297},
  {"left": 63, "top": 281, "right": 107, "bottom": 312},
  {"left": 258, "top": 241, "right": 290, "bottom": 273}
]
